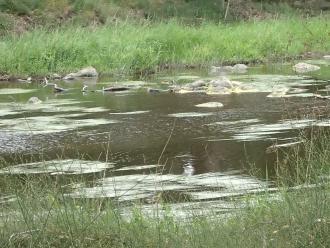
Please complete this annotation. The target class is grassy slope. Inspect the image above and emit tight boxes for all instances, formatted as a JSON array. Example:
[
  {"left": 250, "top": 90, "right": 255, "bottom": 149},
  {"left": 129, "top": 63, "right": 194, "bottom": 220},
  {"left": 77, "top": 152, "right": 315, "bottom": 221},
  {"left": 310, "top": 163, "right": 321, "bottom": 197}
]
[{"left": 0, "top": 16, "right": 329, "bottom": 77}]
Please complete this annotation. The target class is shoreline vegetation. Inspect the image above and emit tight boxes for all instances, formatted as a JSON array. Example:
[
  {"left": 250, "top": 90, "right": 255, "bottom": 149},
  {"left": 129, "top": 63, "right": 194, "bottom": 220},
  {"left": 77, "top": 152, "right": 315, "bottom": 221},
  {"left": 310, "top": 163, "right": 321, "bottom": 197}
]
[{"left": 0, "top": 16, "right": 329, "bottom": 79}]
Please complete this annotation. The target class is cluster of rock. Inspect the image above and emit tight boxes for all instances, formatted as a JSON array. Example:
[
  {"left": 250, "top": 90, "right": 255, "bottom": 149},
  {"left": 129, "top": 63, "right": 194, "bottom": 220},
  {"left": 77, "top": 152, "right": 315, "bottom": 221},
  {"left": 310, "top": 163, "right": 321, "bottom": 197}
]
[{"left": 172, "top": 76, "right": 252, "bottom": 95}]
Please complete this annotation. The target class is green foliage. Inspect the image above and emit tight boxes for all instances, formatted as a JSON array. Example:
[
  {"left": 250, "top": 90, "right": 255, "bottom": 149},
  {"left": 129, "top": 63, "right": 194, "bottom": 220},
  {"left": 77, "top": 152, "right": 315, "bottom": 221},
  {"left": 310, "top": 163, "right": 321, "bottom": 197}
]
[
  {"left": 0, "top": 16, "right": 329, "bottom": 76},
  {"left": 0, "top": 0, "right": 43, "bottom": 14},
  {"left": 0, "top": 12, "right": 14, "bottom": 35}
]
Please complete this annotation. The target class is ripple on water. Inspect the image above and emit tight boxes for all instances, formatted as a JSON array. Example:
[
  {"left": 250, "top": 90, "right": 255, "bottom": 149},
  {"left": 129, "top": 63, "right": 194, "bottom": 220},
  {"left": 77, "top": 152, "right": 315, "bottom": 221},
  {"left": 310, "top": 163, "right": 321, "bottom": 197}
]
[
  {"left": 0, "top": 159, "right": 114, "bottom": 175},
  {"left": 168, "top": 112, "right": 214, "bottom": 118},
  {"left": 67, "top": 172, "right": 267, "bottom": 201},
  {"left": 110, "top": 110, "right": 150, "bottom": 115},
  {"left": 0, "top": 88, "right": 37, "bottom": 95},
  {"left": 0, "top": 116, "right": 118, "bottom": 134},
  {"left": 195, "top": 102, "right": 224, "bottom": 108},
  {"left": 226, "top": 119, "right": 317, "bottom": 141}
]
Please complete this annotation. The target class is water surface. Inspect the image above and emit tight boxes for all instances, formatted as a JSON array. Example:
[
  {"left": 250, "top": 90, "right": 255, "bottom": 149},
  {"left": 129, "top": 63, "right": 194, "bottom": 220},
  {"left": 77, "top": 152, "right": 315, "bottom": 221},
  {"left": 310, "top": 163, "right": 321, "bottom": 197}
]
[{"left": 0, "top": 59, "right": 329, "bottom": 216}]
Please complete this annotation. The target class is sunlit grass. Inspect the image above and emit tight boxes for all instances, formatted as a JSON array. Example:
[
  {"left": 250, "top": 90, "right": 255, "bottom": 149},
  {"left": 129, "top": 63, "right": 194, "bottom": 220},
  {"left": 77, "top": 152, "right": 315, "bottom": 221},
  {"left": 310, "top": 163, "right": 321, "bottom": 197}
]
[{"left": 0, "top": 16, "right": 329, "bottom": 77}]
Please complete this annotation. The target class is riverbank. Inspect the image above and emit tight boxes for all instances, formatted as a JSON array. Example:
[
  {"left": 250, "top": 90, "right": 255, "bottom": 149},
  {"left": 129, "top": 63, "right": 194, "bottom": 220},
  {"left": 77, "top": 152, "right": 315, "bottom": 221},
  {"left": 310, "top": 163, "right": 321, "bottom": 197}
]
[
  {"left": 0, "top": 132, "right": 329, "bottom": 248},
  {"left": 0, "top": 16, "right": 329, "bottom": 79}
]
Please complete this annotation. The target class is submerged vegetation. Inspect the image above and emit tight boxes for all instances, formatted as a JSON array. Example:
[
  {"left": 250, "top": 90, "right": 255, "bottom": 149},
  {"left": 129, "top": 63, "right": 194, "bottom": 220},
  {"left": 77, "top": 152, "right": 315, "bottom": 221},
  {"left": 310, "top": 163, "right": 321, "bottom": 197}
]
[{"left": 0, "top": 16, "right": 329, "bottom": 77}]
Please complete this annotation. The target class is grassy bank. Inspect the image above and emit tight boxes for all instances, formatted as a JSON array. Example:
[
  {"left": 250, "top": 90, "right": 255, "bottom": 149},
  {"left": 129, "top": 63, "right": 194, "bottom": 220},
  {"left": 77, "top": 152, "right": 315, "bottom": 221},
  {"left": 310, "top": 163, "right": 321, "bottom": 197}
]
[
  {"left": 0, "top": 133, "right": 329, "bottom": 247},
  {"left": 0, "top": 16, "right": 329, "bottom": 77},
  {"left": 0, "top": 189, "right": 328, "bottom": 247}
]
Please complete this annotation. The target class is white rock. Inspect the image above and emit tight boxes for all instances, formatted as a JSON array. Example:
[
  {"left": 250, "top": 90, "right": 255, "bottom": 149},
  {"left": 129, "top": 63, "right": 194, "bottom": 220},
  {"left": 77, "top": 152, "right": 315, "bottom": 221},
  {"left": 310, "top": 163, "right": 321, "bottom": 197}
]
[
  {"left": 232, "top": 64, "right": 248, "bottom": 73},
  {"left": 27, "top": 97, "right": 42, "bottom": 104},
  {"left": 63, "top": 66, "right": 98, "bottom": 80},
  {"left": 323, "top": 55, "right": 330, "bottom": 60},
  {"left": 293, "top": 62, "right": 320, "bottom": 73}
]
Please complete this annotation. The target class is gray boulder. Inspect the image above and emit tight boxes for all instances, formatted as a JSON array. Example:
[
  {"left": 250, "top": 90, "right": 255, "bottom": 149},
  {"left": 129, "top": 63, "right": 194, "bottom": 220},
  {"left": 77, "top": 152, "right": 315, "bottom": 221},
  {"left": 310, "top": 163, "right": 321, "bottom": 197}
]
[
  {"left": 180, "top": 80, "right": 207, "bottom": 91},
  {"left": 209, "top": 77, "right": 233, "bottom": 88},
  {"left": 63, "top": 66, "right": 98, "bottom": 80},
  {"left": 232, "top": 64, "right": 248, "bottom": 73},
  {"left": 293, "top": 63, "right": 320, "bottom": 73}
]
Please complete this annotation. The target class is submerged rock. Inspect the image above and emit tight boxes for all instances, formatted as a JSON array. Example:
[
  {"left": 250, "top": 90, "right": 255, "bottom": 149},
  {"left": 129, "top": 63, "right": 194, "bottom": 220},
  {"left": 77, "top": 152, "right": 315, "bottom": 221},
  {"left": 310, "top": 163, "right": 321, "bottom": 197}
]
[
  {"left": 210, "top": 64, "right": 248, "bottom": 74},
  {"left": 210, "top": 66, "right": 233, "bottom": 74},
  {"left": 63, "top": 66, "right": 98, "bottom": 80},
  {"left": 181, "top": 80, "right": 206, "bottom": 91},
  {"left": 27, "top": 97, "right": 42, "bottom": 104},
  {"left": 293, "top": 63, "right": 320, "bottom": 73},
  {"left": 147, "top": 88, "right": 173, "bottom": 93}
]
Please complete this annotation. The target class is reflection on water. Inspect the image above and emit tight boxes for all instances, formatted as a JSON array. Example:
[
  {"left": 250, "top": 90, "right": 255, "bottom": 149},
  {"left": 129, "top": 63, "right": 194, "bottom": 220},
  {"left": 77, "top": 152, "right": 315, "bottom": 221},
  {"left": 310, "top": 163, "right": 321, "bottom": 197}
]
[{"left": 0, "top": 59, "right": 330, "bottom": 216}]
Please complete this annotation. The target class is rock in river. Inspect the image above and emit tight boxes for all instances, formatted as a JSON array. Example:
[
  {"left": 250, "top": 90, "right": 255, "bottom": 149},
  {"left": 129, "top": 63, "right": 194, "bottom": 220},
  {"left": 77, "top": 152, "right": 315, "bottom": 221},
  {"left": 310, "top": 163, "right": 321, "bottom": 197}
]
[
  {"left": 293, "top": 62, "right": 320, "bottom": 73},
  {"left": 210, "top": 64, "right": 248, "bottom": 74},
  {"left": 27, "top": 97, "right": 42, "bottom": 104},
  {"left": 63, "top": 66, "right": 98, "bottom": 80}
]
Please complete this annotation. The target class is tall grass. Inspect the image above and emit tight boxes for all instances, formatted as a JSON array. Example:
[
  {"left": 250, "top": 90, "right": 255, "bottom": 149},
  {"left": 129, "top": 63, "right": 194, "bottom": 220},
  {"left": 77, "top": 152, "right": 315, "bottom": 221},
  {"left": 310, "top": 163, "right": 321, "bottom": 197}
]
[
  {"left": 0, "top": 131, "right": 329, "bottom": 247},
  {"left": 0, "top": 16, "right": 329, "bottom": 77}
]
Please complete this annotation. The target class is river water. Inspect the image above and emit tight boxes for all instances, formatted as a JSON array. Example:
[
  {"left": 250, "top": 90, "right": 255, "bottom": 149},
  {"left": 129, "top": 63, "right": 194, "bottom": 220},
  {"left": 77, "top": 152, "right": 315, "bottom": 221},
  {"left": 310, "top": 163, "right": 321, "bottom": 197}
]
[{"left": 0, "top": 59, "right": 329, "bottom": 216}]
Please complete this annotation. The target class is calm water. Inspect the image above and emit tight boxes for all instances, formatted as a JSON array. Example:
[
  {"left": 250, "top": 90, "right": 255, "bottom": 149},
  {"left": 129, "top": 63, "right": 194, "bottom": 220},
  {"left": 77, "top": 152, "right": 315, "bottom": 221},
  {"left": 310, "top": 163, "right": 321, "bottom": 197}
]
[{"left": 0, "top": 60, "right": 329, "bottom": 214}]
